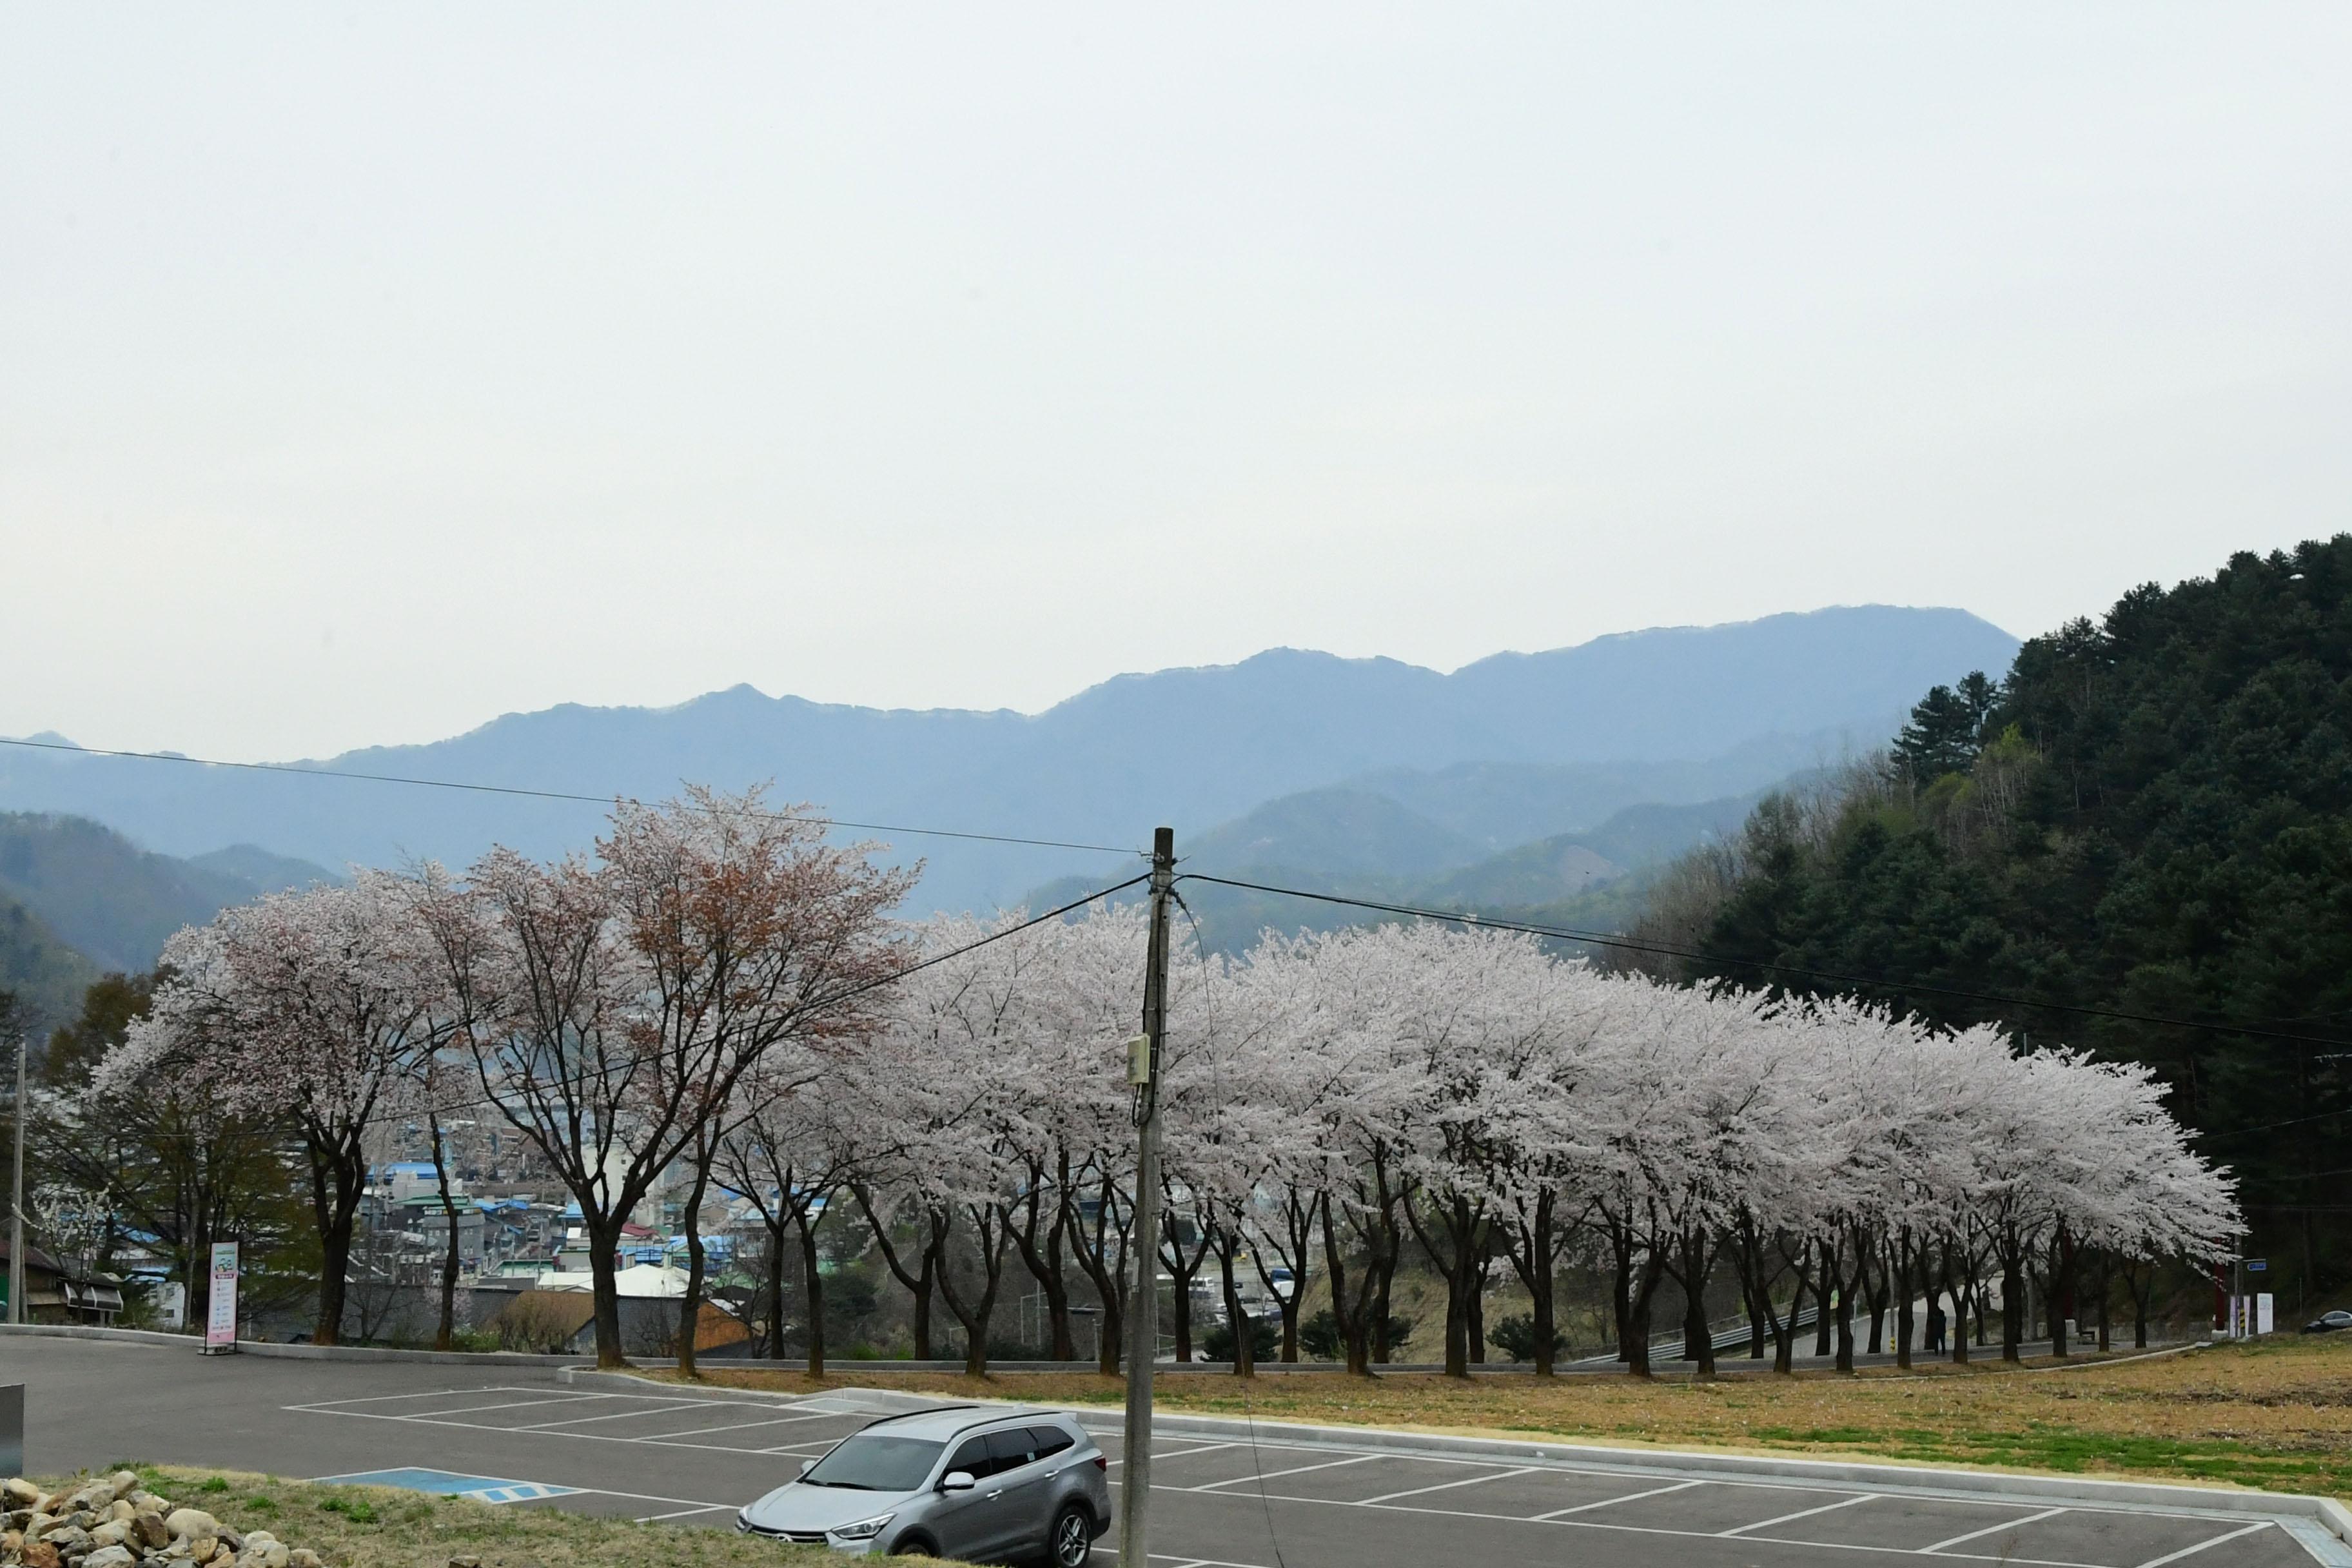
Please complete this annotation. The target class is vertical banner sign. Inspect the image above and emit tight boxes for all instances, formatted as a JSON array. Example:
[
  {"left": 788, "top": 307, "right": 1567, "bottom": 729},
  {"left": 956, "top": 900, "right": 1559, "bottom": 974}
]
[{"left": 205, "top": 1241, "right": 240, "bottom": 1351}]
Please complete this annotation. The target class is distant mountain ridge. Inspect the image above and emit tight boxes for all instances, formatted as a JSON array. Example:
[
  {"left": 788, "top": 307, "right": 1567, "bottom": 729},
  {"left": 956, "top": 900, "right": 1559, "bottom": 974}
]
[{"left": 0, "top": 605, "right": 2018, "bottom": 912}]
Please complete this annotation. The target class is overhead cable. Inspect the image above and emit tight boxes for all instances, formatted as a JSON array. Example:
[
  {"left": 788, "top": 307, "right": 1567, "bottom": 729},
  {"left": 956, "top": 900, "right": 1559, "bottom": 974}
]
[{"left": 0, "top": 734, "right": 1143, "bottom": 858}]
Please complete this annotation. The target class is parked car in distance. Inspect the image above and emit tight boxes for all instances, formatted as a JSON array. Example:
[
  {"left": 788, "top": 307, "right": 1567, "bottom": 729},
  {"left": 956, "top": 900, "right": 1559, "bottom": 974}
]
[
  {"left": 738, "top": 1404, "right": 1111, "bottom": 1563},
  {"left": 2301, "top": 1309, "right": 2352, "bottom": 1334}
]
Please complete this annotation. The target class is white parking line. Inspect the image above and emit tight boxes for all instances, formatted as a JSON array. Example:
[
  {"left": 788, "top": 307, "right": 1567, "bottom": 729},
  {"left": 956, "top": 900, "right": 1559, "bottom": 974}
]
[
  {"left": 636, "top": 1409, "right": 852, "bottom": 1440},
  {"left": 1529, "top": 1478, "right": 1705, "bottom": 1519},
  {"left": 1104, "top": 1442, "right": 1239, "bottom": 1469},
  {"left": 2130, "top": 1522, "right": 2276, "bottom": 1567},
  {"left": 510, "top": 1400, "right": 752, "bottom": 1429},
  {"left": 284, "top": 1386, "right": 525, "bottom": 1409},
  {"left": 397, "top": 1395, "right": 611, "bottom": 1419},
  {"left": 1718, "top": 1493, "right": 1874, "bottom": 1537},
  {"left": 1191, "top": 1454, "right": 1378, "bottom": 1491},
  {"left": 1920, "top": 1507, "right": 2067, "bottom": 1553},
  {"left": 1358, "top": 1466, "right": 1540, "bottom": 1505}
]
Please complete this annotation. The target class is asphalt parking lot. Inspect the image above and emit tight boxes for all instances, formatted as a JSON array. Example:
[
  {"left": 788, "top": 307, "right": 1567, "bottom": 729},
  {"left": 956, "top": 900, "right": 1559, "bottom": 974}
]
[{"left": 1, "top": 1336, "right": 2338, "bottom": 1568}]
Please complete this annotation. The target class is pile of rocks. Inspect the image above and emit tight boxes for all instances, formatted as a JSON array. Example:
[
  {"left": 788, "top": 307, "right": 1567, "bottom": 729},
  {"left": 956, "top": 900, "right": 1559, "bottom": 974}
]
[{"left": 1, "top": 1475, "right": 324, "bottom": 1568}]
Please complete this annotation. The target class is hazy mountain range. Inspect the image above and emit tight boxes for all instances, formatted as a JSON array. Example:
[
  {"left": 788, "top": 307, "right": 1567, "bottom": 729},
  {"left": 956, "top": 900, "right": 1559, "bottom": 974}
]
[{"left": 0, "top": 604, "right": 2019, "bottom": 1006}]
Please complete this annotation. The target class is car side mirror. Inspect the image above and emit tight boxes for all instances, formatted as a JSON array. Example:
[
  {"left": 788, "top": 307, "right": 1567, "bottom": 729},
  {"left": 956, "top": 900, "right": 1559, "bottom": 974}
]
[
  {"left": 797, "top": 1459, "right": 816, "bottom": 1476},
  {"left": 939, "top": 1471, "right": 977, "bottom": 1493}
]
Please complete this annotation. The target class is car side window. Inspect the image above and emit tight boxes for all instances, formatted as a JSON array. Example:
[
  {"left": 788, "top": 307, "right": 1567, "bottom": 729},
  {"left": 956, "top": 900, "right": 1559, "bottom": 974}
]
[
  {"left": 1027, "top": 1424, "right": 1075, "bottom": 1460},
  {"left": 946, "top": 1436, "right": 992, "bottom": 1479},
  {"left": 986, "top": 1427, "right": 1041, "bottom": 1473}
]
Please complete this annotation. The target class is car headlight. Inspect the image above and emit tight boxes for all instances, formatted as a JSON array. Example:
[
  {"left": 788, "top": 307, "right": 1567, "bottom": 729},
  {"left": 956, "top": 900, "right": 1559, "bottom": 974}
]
[{"left": 830, "top": 1513, "right": 895, "bottom": 1542}]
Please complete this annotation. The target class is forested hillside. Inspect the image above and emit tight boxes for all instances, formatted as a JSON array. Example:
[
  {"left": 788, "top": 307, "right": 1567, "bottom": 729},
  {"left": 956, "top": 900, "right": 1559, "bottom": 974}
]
[
  {"left": 1639, "top": 539, "right": 2352, "bottom": 1304},
  {"left": 0, "top": 887, "right": 98, "bottom": 1032}
]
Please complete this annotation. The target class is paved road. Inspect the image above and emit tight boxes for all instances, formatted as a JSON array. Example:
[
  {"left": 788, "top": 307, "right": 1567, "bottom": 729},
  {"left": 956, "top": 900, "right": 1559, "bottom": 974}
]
[{"left": 0, "top": 1338, "right": 2334, "bottom": 1568}]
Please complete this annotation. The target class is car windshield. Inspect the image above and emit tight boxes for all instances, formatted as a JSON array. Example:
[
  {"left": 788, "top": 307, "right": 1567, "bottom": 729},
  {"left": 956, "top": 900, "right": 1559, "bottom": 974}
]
[{"left": 799, "top": 1434, "right": 945, "bottom": 1493}]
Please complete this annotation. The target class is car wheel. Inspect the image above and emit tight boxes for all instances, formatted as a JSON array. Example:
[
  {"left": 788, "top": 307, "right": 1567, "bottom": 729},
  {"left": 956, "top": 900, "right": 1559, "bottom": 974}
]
[
  {"left": 896, "top": 1536, "right": 936, "bottom": 1558},
  {"left": 1048, "top": 1503, "right": 1092, "bottom": 1568}
]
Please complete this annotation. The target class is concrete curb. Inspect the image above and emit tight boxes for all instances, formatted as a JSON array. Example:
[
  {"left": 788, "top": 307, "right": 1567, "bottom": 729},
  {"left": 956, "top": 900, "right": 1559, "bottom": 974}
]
[
  {"left": 559, "top": 1368, "right": 2352, "bottom": 1553},
  {"left": 0, "top": 1322, "right": 589, "bottom": 1367}
]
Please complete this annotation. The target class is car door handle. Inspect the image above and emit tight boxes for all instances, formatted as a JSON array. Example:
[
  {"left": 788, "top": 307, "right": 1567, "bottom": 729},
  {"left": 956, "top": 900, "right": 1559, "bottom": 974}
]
[{"left": 986, "top": 1489, "right": 1004, "bottom": 1500}]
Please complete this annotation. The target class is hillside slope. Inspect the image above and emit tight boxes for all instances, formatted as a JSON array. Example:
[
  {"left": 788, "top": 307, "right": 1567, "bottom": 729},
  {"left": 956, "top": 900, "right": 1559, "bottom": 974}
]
[
  {"left": 0, "top": 813, "right": 339, "bottom": 975},
  {"left": 0, "top": 887, "right": 99, "bottom": 1033}
]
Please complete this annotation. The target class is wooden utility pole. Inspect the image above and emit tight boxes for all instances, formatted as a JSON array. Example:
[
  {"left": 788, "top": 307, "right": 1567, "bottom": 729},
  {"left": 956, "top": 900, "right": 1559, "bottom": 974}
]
[
  {"left": 8, "top": 1026, "right": 24, "bottom": 1326},
  {"left": 1118, "top": 827, "right": 1175, "bottom": 1568}
]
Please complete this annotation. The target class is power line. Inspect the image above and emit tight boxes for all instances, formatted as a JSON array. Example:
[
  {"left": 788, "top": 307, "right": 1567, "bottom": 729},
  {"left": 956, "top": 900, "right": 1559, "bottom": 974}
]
[
  {"left": 2190, "top": 1109, "right": 2351, "bottom": 1143},
  {"left": 1175, "top": 872, "right": 2352, "bottom": 1052},
  {"left": 0, "top": 734, "right": 1143, "bottom": 858}
]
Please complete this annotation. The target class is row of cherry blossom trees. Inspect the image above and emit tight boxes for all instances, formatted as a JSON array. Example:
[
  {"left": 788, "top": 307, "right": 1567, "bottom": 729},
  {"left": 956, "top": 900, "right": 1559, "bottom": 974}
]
[
  {"left": 99, "top": 790, "right": 2238, "bottom": 1375},
  {"left": 831, "top": 910, "right": 2238, "bottom": 1378}
]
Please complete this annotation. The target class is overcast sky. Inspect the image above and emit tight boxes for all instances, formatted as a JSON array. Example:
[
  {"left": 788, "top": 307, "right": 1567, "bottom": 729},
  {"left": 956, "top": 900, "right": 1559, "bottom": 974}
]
[{"left": 5, "top": 6, "right": 2347, "bottom": 761}]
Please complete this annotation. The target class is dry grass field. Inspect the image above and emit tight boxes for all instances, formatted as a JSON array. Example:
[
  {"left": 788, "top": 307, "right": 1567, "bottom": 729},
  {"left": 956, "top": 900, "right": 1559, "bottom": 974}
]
[{"left": 685, "top": 1335, "right": 2352, "bottom": 1499}]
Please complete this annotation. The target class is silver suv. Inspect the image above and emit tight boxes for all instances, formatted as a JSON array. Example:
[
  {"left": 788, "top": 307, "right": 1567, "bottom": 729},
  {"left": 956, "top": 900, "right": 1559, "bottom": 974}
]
[{"left": 737, "top": 1404, "right": 1112, "bottom": 1564}]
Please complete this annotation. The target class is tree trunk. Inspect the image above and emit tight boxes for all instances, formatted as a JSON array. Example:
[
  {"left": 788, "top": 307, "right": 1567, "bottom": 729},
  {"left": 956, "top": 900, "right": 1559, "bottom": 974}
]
[
  {"left": 676, "top": 1152, "right": 715, "bottom": 1379},
  {"left": 588, "top": 1213, "right": 628, "bottom": 1367},
  {"left": 856, "top": 1188, "right": 941, "bottom": 1361},
  {"left": 936, "top": 1205, "right": 1008, "bottom": 1378},
  {"left": 430, "top": 1110, "right": 461, "bottom": 1353},
  {"left": 306, "top": 1126, "right": 367, "bottom": 1348},
  {"left": 766, "top": 1219, "right": 790, "bottom": 1358},
  {"left": 1834, "top": 1235, "right": 1865, "bottom": 1374},
  {"left": 1008, "top": 1182, "right": 1075, "bottom": 1361},
  {"left": 1865, "top": 1251, "right": 1890, "bottom": 1357},
  {"left": 1371, "top": 1238, "right": 1401, "bottom": 1364},
  {"left": 1893, "top": 1230, "right": 1916, "bottom": 1372},
  {"left": 1467, "top": 1250, "right": 1489, "bottom": 1366},
  {"left": 796, "top": 1199, "right": 828, "bottom": 1378},
  {"left": 1501, "top": 1191, "right": 1560, "bottom": 1377},
  {"left": 2050, "top": 1227, "right": 2075, "bottom": 1358},
  {"left": 1404, "top": 1192, "right": 1482, "bottom": 1379},
  {"left": 2000, "top": 1241, "right": 2024, "bottom": 1362},
  {"left": 1812, "top": 1239, "right": 1834, "bottom": 1357},
  {"left": 1064, "top": 1179, "right": 1128, "bottom": 1376},
  {"left": 1946, "top": 1239, "right": 1973, "bottom": 1364},
  {"left": 1607, "top": 1219, "right": 1663, "bottom": 1378},
  {"left": 1770, "top": 1239, "right": 1805, "bottom": 1375},
  {"left": 1670, "top": 1227, "right": 1717, "bottom": 1377},
  {"left": 1160, "top": 1205, "right": 1211, "bottom": 1364},
  {"left": 430, "top": 1109, "right": 461, "bottom": 1354},
  {"left": 1215, "top": 1225, "right": 1254, "bottom": 1377},
  {"left": 2095, "top": 1250, "right": 2112, "bottom": 1352},
  {"left": 1320, "top": 1190, "right": 1384, "bottom": 1377},
  {"left": 1248, "top": 1193, "right": 1311, "bottom": 1364}
]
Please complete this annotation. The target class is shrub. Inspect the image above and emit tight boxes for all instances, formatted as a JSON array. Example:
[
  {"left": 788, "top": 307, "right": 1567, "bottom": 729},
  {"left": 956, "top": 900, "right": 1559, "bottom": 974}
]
[
  {"left": 1298, "top": 1309, "right": 1415, "bottom": 1360},
  {"left": 1488, "top": 1313, "right": 1567, "bottom": 1362},
  {"left": 1201, "top": 1317, "right": 1277, "bottom": 1362}
]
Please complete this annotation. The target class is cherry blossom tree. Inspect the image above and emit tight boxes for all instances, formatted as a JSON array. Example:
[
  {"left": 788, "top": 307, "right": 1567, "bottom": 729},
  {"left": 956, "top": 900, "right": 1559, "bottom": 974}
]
[
  {"left": 415, "top": 788, "right": 912, "bottom": 1367},
  {"left": 110, "top": 872, "right": 447, "bottom": 1344}
]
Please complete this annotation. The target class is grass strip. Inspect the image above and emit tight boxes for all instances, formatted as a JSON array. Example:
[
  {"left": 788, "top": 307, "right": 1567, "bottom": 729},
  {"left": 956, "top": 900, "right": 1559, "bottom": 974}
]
[{"left": 29, "top": 1466, "right": 923, "bottom": 1568}]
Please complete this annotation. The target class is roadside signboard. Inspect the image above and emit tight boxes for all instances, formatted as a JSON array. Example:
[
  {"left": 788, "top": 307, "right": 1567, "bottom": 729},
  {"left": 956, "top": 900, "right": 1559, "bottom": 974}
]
[{"left": 204, "top": 1241, "right": 239, "bottom": 1353}]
